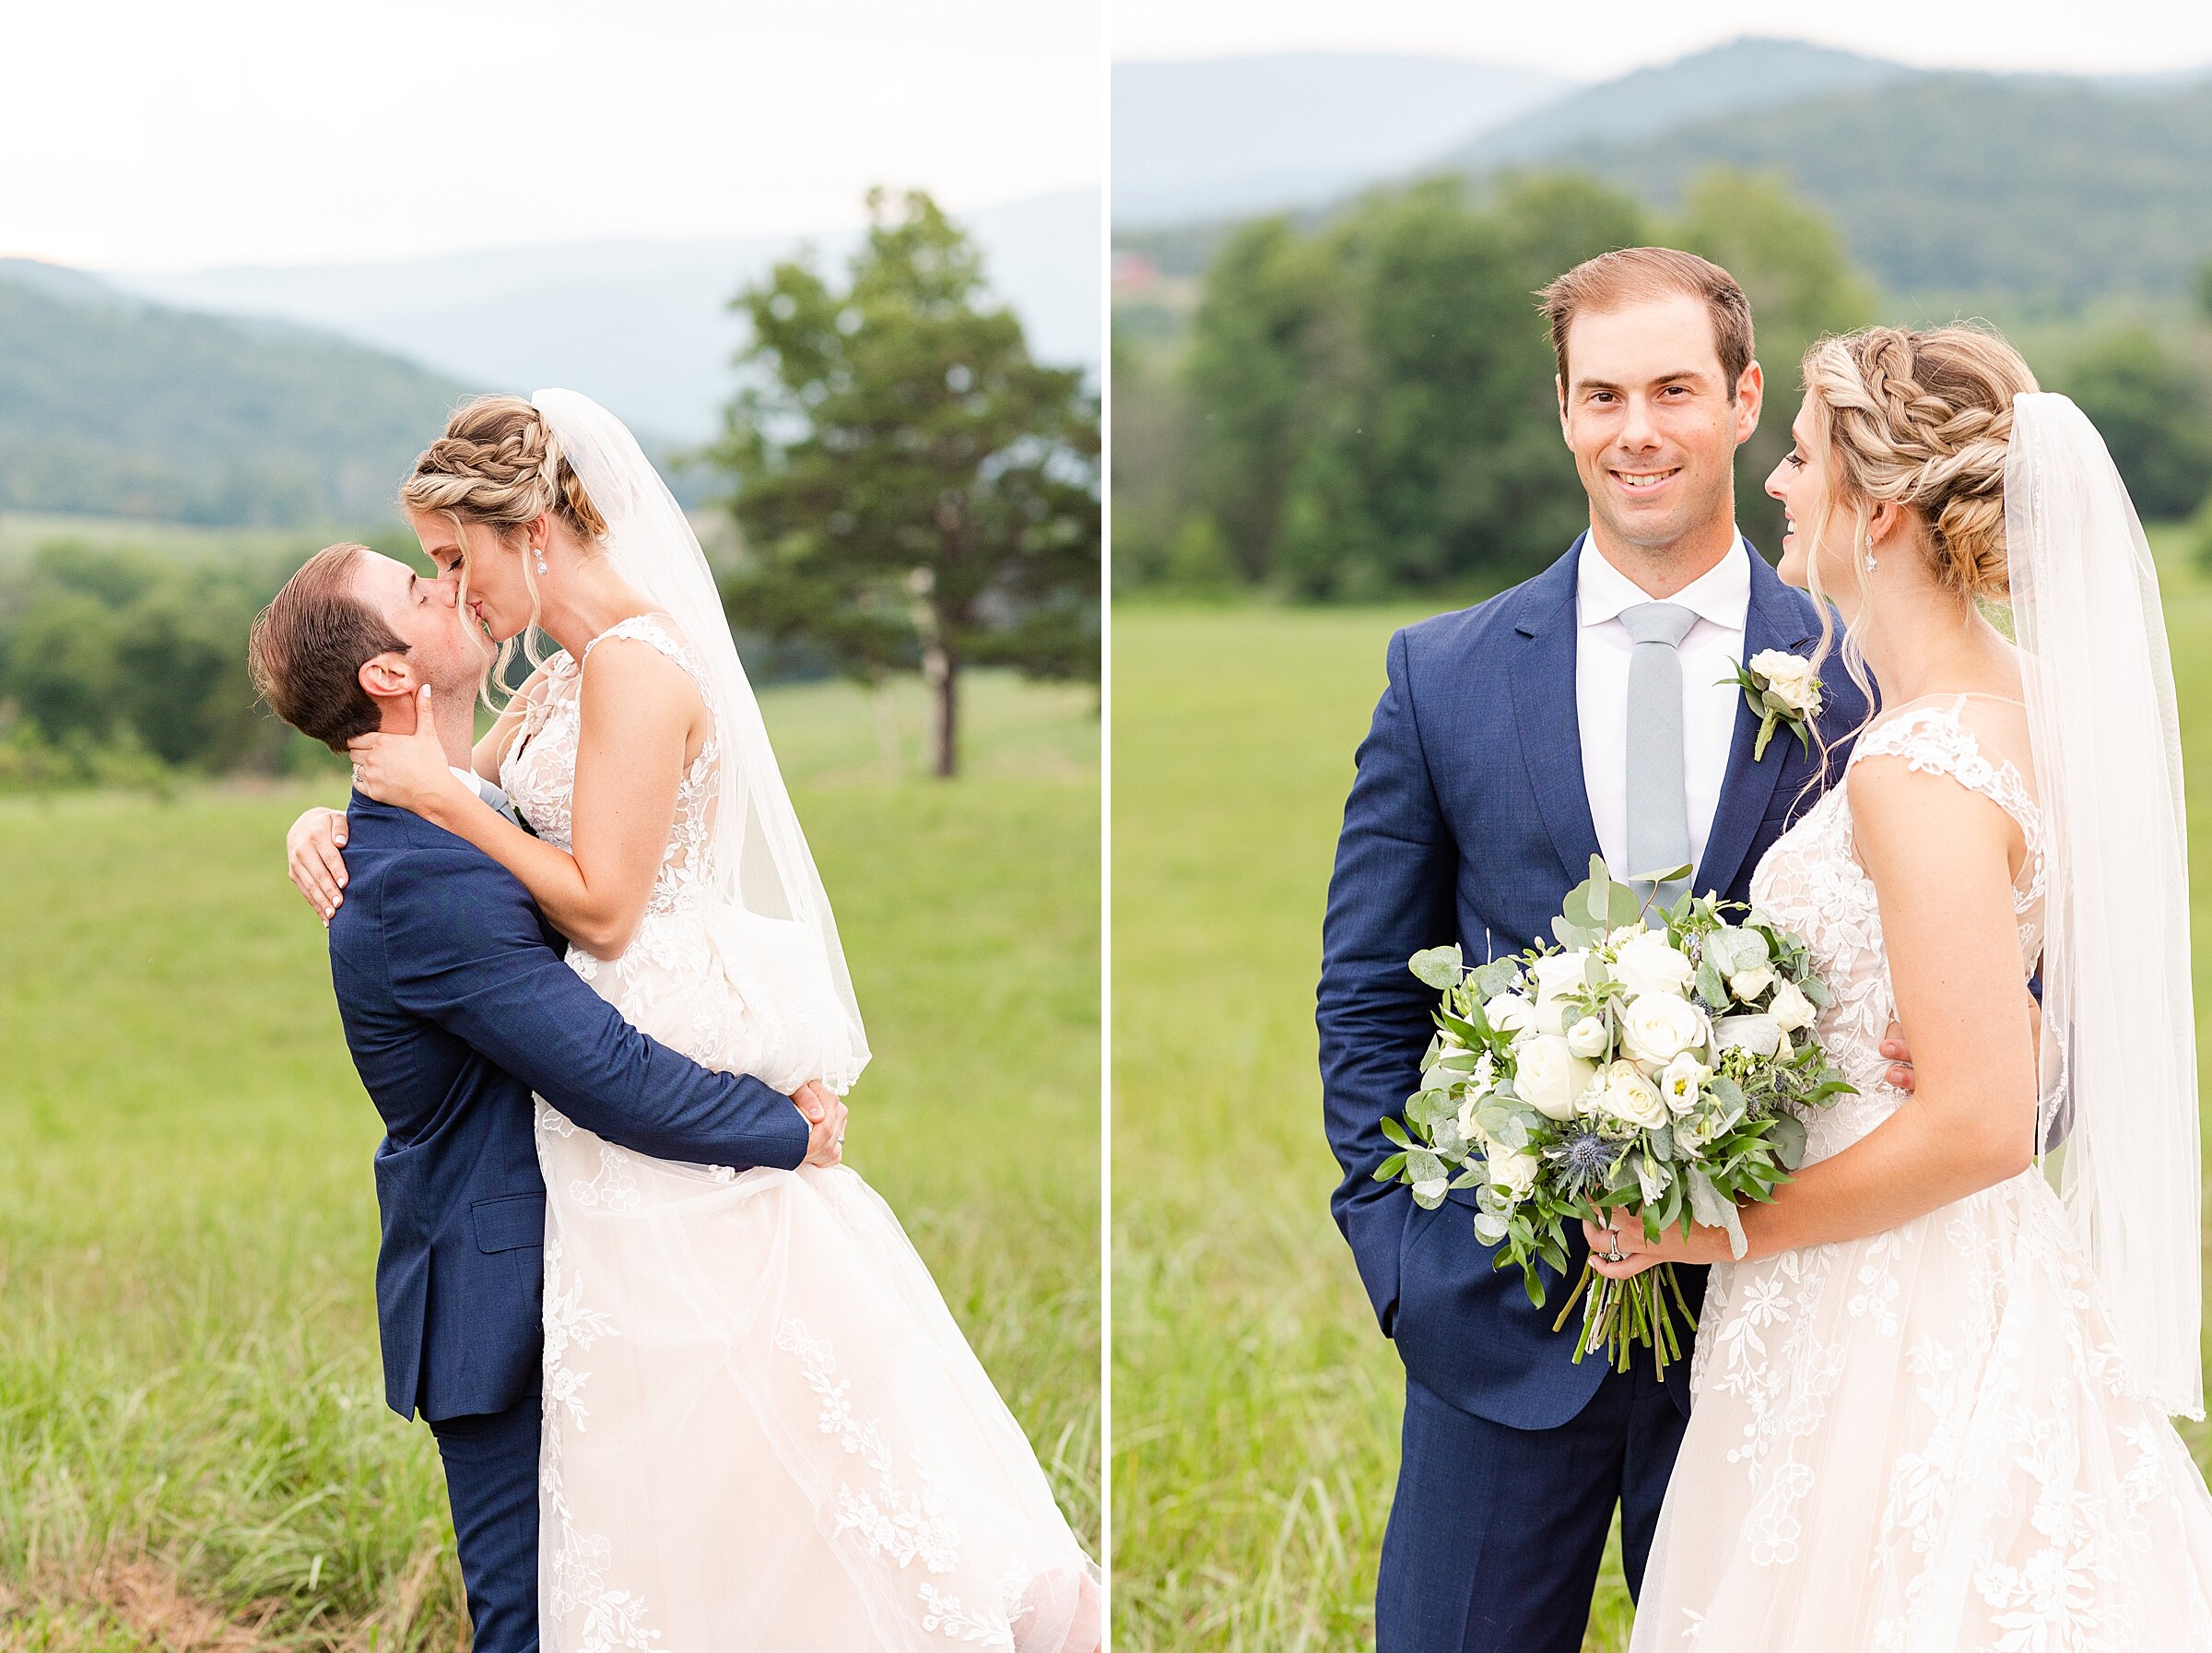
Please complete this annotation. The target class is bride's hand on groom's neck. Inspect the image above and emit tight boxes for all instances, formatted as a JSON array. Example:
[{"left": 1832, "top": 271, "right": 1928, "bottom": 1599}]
[{"left": 347, "top": 686, "right": 475, "bottom": 824}]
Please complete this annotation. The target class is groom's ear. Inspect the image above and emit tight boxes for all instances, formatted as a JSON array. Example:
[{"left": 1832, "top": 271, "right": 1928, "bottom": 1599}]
[
  {"left": 358, "top": 650, "right": 417, "bottom": 703},
  {"left": 1733, "top": 360, "right": 1765, "bottom": 444}
]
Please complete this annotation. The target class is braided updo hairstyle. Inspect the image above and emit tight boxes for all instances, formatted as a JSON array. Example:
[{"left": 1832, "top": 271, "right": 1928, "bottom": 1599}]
[
  {"left": 1801, "top": 325, "right": 2038, "bottom": 603},
  {"left": 401, "top": 395, "right": 609, "bottom": 703},
  {"left": 1786, "top": 325, "right": 2038, "bottom": 791}
]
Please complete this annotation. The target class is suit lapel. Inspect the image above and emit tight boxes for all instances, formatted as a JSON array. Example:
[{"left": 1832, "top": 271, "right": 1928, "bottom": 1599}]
[
  {"left": 1692, "top": 547, "right": 1820, "bottom": 899},
  {"left": 1508, "top": 539, "right": 1602, "bottom": 885}
]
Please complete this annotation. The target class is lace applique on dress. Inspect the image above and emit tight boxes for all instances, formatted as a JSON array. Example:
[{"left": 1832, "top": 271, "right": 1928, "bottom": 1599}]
[{"left": 1631, "top": 699, "right": 2212, "bottom": 1651}]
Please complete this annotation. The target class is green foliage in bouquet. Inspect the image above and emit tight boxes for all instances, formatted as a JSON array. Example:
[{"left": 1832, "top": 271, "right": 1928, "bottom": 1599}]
[{"left": 1377, "top": 856, "right": 1857, "bottom": 1375}]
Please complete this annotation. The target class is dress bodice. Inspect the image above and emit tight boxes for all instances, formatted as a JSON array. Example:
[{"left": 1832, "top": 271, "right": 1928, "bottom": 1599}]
[
  {"left": 1747, "top": 696, "right": 2045, "bottom": 1163},
  {"left": 500, "top": 613, "right": 720, "bottom": 918}
]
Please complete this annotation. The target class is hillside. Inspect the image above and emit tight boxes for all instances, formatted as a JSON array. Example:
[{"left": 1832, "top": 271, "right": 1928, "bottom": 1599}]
[
  {"left": 110, "top": 190, "right": 1102, "bottom": 443},
  {"left": 1440, "top": 37, "right": 1911, "bottom": 171},
  {"left": 0, "top": 267, "right": 467, "bottom": 526},
  {"left": 1113, "top": 43, "right": 2212, "bottom": 308},
  {"left": 1112, "top": 53, "right": 1568, "bottom": 228},
  {"left": 1542, "top": 72, "right": 2212, "bottom": 304}
]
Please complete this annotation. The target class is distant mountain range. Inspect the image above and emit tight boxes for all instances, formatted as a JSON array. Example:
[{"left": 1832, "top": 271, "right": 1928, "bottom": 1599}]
[
  {"left": 108, "top": 189, "right": 1100, "bottom": 445},
  {"left": 1548, "top": 71, "right": 2212, "bottom": 305},
  {"left": 0, "top": 263, "right": 464, "bottom": 526},
  {"left": 1112, "top": 53, "right": 1568, "bottom": 227},
  {"left": 1113, "top": 38, "right": 2212, "bottom": 307}
]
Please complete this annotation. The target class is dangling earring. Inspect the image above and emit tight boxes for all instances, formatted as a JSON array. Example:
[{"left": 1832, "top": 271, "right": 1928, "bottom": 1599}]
[
  {"left": 1861, "top": 536, "right": 1877, "bottom": 574},
  {"left": 535, "top": 543, "right": 549, "bottom": 577}
]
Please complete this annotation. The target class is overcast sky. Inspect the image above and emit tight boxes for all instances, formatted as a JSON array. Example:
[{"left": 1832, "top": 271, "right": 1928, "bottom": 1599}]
[
  {"left": 5, "top": 0, "right": 1102, "bottom": 272},
  {"left": 1114, "top": 1, "right": 2212, "bottom": 78}
]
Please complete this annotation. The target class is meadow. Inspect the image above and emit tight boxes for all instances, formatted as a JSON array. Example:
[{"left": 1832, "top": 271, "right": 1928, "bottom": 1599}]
[
  {"left": 0, "top": 668, "right": 1100, "bottom": 1650},
  {"left": 1109, "top": 530, "right": 2212, "bottom": 1652}
]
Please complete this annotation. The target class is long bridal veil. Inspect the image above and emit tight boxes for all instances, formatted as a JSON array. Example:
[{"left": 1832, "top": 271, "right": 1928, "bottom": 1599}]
[
  {"left": 532, "top": 386, "right": 871, "bottom": 1092},
  {"left": 2007, "top": 390, "right": 2202, "bottom": 1419}
]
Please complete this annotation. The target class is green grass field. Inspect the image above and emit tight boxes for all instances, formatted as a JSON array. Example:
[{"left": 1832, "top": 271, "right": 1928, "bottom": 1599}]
[
  {"left": 1110, "top": 536, "right": 2212, "bottom": 1652},
  {"left": 0, "top": 668, "right": 1100, "bottom": 1650}
]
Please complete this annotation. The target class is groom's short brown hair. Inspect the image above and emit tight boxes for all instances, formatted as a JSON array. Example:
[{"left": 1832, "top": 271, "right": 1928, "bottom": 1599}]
[
  {"left": 248, "top": 543, "right": 406, "bottom": 753},
  {"left": 1537, "top": 247, "right": 1755, "bottom": 398}
]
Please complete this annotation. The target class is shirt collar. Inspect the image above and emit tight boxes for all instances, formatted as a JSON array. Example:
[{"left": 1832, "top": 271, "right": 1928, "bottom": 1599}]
[{"left": 1577, "top": 532, "right": 1751, "bottom": 633}]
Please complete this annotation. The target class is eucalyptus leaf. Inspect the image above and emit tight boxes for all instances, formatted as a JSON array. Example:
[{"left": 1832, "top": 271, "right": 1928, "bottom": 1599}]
[
  {"left": 1470, "top": 958, "right": 1524, "bottom": 999},
  {"left": 1410, "top": 944, "right": 1465, "bottom": 989},
  {"left": 1687, "top": 1167, "right": 1748, "bottom": 1258},
  {"left": 1770, "top": 1112, "right": 1808, "bottom": 1171}
]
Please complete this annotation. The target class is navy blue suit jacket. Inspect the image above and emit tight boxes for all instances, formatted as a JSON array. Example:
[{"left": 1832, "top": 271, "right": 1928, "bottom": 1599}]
[
  {"left": 1319, "top": 537, "right": 1870, "bottom": 1429},
  {"left": 327, "top": 794, "right": 812, "bottom": 1423}
]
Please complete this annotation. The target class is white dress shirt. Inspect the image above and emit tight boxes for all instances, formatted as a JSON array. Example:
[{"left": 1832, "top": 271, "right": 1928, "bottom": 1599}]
[
  {"left": 451, "top": 764, "right": 518, "bottom": 824},
  {"left": 1574, "top": 535, "right": 1751, "bottom": 882}
]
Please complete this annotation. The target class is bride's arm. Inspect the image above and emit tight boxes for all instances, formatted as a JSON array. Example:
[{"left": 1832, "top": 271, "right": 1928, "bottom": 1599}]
[
  {"left": 1594, "top": 757, "right": 2037, "bottom": 1270},
  {"left": 349, "top": 639, "right": 701, "bottom": 959}
]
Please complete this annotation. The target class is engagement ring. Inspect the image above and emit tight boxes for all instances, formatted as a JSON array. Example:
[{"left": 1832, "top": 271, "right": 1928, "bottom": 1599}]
[{"left": 1603, "top": 1231, "right": 1626, "bottom": 1264}]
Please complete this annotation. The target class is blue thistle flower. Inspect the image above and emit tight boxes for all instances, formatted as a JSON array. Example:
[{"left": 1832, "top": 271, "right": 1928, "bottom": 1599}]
[{"left": 1549, "top": 1126, "right": 1622, "bottom": 1200}]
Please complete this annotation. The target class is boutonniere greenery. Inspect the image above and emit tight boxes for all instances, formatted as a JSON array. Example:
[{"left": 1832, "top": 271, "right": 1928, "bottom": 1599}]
[{"left": 1724, "top": 649, "right": 1823, "bottom": 761}]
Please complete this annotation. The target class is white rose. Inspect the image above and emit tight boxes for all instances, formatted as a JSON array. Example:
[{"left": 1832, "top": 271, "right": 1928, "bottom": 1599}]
[
  {"left": 1768, "top": 979, "right": 1817, "bottom": 1033},
  {"left": 1620, "top": 992, "right": 1708, "bottom": 1069},
  {"left": 1584, "top": 1059, "right": 1669, "bottom": 1130},
  {"left": 1530, "top": 951, "right": 1592, "bottom": 1033},
  {"left": 1749, "top": 649, "right": 1820, "bottom": 716},
  {"left": 1603, "top": 923, "right": 1646, "bottom": 949},
  {"left": 1486, "top": 1147, "right": 1539, "bottom": 1201},
  {"left": 1514, "top": 1033, "right": 1595, "bottom": 1121},
  {"left": 1484, "top": 993, "right": 1535, "bottom": 1037},
  {"left": 1658, "top": 1053, "right": 1710, "bottom": 1116},
  {"left": 1729, "top": 965, "right": 1775, "bottom": 1003},
  {"left": 1566, "top": 1015, "right": 1610, "bottom": 1059},
  {"left": 1713, "top": 1013, "right": 1783, "bottom": 1058},
  {"left": 1613, "top": 930, "right": 1695, "bottom": 999}
]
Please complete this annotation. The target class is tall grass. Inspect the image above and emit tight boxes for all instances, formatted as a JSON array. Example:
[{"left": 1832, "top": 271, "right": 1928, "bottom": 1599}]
[
  {"left": 0, "top": 669, "right": 1100, "bottom": 1649},
  {"left": 1111, "top": 530, "right": 2212, "bottom": 1650}
]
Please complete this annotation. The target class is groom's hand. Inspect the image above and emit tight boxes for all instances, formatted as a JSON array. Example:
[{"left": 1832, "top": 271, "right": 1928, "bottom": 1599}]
[
  {"left": 794, "top": 1080, "right": 847, "bottom": 1167},
  {"left": 1878, "top": 1021, "right": 1917, "bottom": 1092}
]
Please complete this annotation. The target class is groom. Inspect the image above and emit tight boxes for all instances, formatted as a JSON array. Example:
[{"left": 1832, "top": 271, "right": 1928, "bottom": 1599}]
[
  {"left": 248, "top": 544, "right": 847, "bottom": 1653},
  {"left": 1318, "top": 249, "right": 1874, "bottom": 1651}
]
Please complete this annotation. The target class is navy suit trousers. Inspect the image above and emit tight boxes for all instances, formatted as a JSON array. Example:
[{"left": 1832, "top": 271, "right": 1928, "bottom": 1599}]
[
  {"left": 1377, "top": 1364, "right": 1687, "bottom": 1653},
  {"left": 429, "top": 1384, "right": 541, "bottom": 1653}
]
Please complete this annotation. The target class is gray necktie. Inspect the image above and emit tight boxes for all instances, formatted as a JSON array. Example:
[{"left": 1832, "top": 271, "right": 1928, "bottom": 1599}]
[{"left": 1620, "top": 602, "right": 1699, "bottom": 914}]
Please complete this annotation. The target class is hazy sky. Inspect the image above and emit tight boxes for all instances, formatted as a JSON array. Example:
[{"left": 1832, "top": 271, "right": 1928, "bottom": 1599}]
[
  {"left": 6, "top": 0, "right": 1102, "bottom": 271},
  {"left": 1113, "top": 1, "right": 2212, "bottom": 77}
]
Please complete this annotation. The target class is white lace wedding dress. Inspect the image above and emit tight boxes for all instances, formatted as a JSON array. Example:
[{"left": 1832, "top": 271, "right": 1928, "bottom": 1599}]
[
  {"left": 1631, "top": 696, "right": 2212, "bottom": 1651},
  {"left": 500, "top": 614, "right": 1100, "bottom": 1653}
]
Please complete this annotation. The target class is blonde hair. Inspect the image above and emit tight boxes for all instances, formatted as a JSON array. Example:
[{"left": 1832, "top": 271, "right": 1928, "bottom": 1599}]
[
  {"left": 1794, "top": 325, "right": 2039, "bottom": 773},
  {"left": 400, "top": 395, "right": 609, "bottom": 705}
]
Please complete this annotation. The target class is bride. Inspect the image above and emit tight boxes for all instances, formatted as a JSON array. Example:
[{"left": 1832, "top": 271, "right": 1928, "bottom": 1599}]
[
  {"left": 1585, "top": 325, "right": 2212, "bottom": 1647},
  {"left": 287, "top": 391, "right": 1100, "bottom": 1651}
]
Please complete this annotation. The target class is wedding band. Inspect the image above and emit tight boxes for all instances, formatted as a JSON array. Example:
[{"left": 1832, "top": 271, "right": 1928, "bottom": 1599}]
[{"left": 352, "top": 765, "right": 363, "bottom": 783}]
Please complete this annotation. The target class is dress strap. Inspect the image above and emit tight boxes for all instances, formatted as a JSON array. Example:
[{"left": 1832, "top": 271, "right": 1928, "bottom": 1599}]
[
  {"left": 1849, "top": 702, "right": 2046, "bottom": 902},
  {"left": 581, "top": 613, "right": 699, "bottom": 679}
]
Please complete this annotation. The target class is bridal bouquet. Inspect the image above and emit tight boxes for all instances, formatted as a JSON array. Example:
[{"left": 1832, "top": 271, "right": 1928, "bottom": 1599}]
[{"left": 1377, "top": 857, "right": 1854, "bottom": 1375}]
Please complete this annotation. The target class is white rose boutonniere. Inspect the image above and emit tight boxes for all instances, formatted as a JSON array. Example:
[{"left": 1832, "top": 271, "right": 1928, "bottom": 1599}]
[{"left": 1724, "top": 648, "right": 1823, "bottom": 761}]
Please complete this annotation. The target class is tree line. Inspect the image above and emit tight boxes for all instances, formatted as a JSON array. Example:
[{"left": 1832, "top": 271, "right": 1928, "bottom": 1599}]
[
  {"left": 0, "top": 191, "right": 1100, "bottom": 790},
  {"left": 1113, "top": 167, "right": 2212, "bottom": 600}
]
